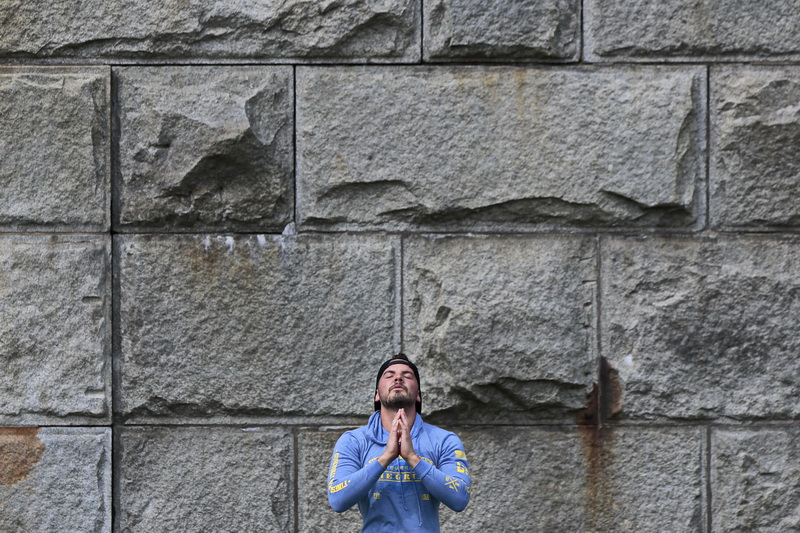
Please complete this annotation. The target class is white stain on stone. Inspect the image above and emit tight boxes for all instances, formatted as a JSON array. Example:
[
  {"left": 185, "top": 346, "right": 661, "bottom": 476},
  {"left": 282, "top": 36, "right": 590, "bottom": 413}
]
[{"left": 623, "top": 353, "right": 634, "bottom": 369}]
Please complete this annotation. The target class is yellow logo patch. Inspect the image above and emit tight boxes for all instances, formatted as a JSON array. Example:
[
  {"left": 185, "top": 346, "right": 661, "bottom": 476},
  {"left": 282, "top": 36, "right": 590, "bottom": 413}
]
[
  {"left": 444, "top": 476, "right": 461, "bottom": 491},
  {"left": 454, "top": 450, "right": 467, "bottom": 460},
  {"left": 329, "top": 480, "right": 350, "bottom": 494}
]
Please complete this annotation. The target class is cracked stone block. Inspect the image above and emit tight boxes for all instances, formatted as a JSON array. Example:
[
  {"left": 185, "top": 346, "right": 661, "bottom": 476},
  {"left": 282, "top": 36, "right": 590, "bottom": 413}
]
[
  {"left": 120, "top": 427, "right": 292, "bottom": 532},
  {"left": 403, "top": 235, "right": 596, "bottom": 423},
  {"left": 0, "top": 67, "right": 109, "bottom": 231},
  {"left": 116, "top": 66, "right": 293, "bottom": 231},
  {"left": 602, "top": 235, "right": 800, "bottom": 421},
  {"left": 712, "top": 427, "right": 800, "bottom": 532},
  {"left": 297, "top": 429, "right": 362, "bottom": 533},
  {"left": 424, "top": 0, "right": 579, "bottom": 61},
  {"left": 0, "top": 0, "right": 420, "bottom": 62},
  {"left": 711, "top": 67, "right": 800, "bottom": 230},
  {"left": 297, "top": 66, "right": 706, "bottom": 232},
  {"left": 0, "top": 235, "right": 111, "bottom": 425},
  {"left": 0, "top": 428, "right": 111, "bottom": 533},
  {"left": 586, "top": 0, "right": 800, "bottom": 62},
  {"left": 442, "top": 426, "right": 704, "bottom": 532},
  {"left": 119, "top": 234, "right": 400, "bottom": 422}
]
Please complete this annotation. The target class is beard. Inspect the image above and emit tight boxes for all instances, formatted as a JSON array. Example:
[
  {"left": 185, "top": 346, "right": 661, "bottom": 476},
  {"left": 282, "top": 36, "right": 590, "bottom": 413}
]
[{"left": 379, "top": 389, "right": 416, "bottom": 410}]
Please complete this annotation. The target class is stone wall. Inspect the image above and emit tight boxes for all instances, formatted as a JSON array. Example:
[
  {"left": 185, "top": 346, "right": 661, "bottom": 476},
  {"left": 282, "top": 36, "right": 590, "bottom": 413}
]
[{"left": 1, "top": 1, "right": 799, "bottom": 532}]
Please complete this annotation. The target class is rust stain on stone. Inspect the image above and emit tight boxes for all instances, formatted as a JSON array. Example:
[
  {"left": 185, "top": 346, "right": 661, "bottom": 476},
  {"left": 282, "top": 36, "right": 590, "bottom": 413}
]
[
  {"left": 577, "top": 357, "right": 623, "bottom": 529},
  {"left": 0, "top": 428, "right": 45, "bottom": 486}
]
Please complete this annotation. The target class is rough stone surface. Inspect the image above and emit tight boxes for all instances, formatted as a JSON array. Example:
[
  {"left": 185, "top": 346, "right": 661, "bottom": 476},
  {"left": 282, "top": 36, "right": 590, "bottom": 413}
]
[
  {"left": 424, "top": 0, "right": 579, "bottom": 61},
  {"left": 116, "top": 66, "right": 293, "bottom": 231},
  {"left": 0, "top": 67, "right": 109, "bottom": 231},
  {"left": 297, "top": 66, "right": 706, "bottom": 232},
  {"left": 586, "top": 0, "right": 800, "bottom": 61},
  {"left": 120, "top": 427, "right": 292, "bottom": 532},
  {"left": 404, "top": 235, "right": 596, "bottom": 423},
  {"left": 119, "top": 234, "right": 400, "bottom": 422},
  {"left": 0, "top": 428, "right": 111, "bottom": 533},
  {"left": 712, "top": 427, "right": 800, "bottom": 532},
  {"left": 711, "top": 66, "right": 800, "bottom": 230},
  {"left": 297, "top": 428, "right": 362, "bottom": 533},
  {"left": 602, "top": 235, "right": 800, "bottom": 421},
  {"left": 0, "top": 0, "right": 420, "bottom": 62},
  {"left": 0, "top": 235, "right": 111, "bottom": 425},
  {"left": 439, "top": 426, "right": 704, "bottom": 532}
]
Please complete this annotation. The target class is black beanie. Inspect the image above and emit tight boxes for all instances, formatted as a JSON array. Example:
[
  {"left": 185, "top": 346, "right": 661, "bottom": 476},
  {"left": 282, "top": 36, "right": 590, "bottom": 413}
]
[{"left": 374, "top": 353, "right": 422, "bottom": 415}]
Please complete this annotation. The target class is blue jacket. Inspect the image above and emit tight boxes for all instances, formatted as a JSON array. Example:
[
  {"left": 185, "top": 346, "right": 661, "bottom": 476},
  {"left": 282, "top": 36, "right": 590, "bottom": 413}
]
[{"left": 328, "top": 411, "right": 471, "bottom": 532}]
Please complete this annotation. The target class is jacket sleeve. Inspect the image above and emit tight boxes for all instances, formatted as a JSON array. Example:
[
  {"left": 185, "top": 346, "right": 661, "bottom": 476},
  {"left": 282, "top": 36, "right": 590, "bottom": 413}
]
[
  {"left": 327, "top": 432, "right": 385, "bottom": 512},
  {"left": 412, "top": 433, "right": 471, "bottom": 512}
]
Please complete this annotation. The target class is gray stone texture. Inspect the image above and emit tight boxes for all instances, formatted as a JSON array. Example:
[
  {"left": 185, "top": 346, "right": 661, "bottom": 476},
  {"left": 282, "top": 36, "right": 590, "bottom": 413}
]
[
  {"left": 0, "top": 67, "right": 109, "bottom": 231},
  {"left": 119, "top": 234, "right": 400, "bottom": 422},
  {"left": 297, "top": 66, "right": 706, "bottom": 232},
  {"left": 116, "top": 66, "right": 294, "bottom": 231},
  {"left": 442, "top": 426, "right": 704, "bottom": 532},
  {"left": 403, "top": 235, "right": 596, "bottom": 423},
  {"left": 586, "top": 0, "right": 800, "bottom": 62},
  {"left": 712, "top": 427, "right": 800, "bottom": 532},
  {"left": 297, "top": 429, "right": 362, "bottom": 533},
  {"left": 0, "top": 428, "right": 111, "bottom": 533},
  {"left": 120, "top": 427, "right": 292, "bottom": 532},
  {"left": 602, "top": 235, "right": 800, "bottom": 421},
  {"left": 0, "top": 0, "right": 420, "bottom": 62},
  {"left": 0, "top": 235, "right": 111, "bottom": 425},
  {"left": 424, "top": 0, "right": 579, "bottom": 61},
  {"left": 5, "top": 1, "right": 800, "bottom": 528},
  {"left": 711, "top": 66, "right": 800, "bottom": 230}
]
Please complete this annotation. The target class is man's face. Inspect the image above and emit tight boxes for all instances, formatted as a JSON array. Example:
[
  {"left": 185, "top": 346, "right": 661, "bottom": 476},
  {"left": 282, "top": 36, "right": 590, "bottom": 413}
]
[{"left": 375, "top": 362, "right": 420, "bottom": 411}]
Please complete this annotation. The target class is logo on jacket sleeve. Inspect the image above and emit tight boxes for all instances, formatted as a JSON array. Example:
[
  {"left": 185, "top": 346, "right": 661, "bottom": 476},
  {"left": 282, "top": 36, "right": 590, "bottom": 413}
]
[
  {"left": 329, "top": 480, "right": 350, "bottom": 494},
  {"left": 444, "top": 476, "right": 462, "bottom": 491}
]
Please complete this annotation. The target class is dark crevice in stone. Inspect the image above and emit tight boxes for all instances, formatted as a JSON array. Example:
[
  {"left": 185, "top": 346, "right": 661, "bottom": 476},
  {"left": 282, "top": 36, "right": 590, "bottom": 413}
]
[
  {"left": 314, "top": 192, "right": 696, "bottom": 228},
  {"left": 124, "top": 397, "right": 318, "bottom": 420},
  {"left": 425, "top": 377, "right": 590, "bottom": 424}
]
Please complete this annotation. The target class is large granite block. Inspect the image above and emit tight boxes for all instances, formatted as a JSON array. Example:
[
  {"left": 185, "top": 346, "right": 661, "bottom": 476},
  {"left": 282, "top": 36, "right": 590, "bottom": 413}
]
[
  {"left": 120, "top": 427, "right": 293, "bottom": 532},
  {"left": 439, "top": 426, "right": 704, "bottom": 532},
  {"left": 116, "top": 66, "right": 293, "bottom": 231},
  {"left": 119, "top": 234, "right": 400, "bottom": 422},
  {"left": 0, "top": 235, "right": 111, "bottom": 425},
  {"left": 424, "top": 0, "right": 579, "bottom": 61},
  {"left": 586, "top": 0, "right": 800, "bottom": 62},
  {"left": 602, "top": 235, "right": 800, "bottom": 421},
  {"left": 0, "top": 67, "right": 109, "bottom": 231},
  {"left": 403, "top": 235, "right": 596, "bottom": 423},
  {"left": 297, "top": 66, "right": 706, "bottom": 232},
  {"left": 711, "top": 66, "right": 800, "bottom": 230},
  {"left": 297, "top": 429, "right": 362, "bottom": 533},
  {"left": 0, "top": 428, "right": 111, "bottom": 533},
  {"left": 712, "top": 427, "right": 800, "bottom": 532},
  {"left": 0, "top": 1, "right": 420, "bottom": 62}
]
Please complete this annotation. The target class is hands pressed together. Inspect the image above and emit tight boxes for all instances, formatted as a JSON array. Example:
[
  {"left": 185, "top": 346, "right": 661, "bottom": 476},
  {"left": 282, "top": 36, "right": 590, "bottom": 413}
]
[{"left": 379, "top": 409, "right": 420, "bottom": 468}]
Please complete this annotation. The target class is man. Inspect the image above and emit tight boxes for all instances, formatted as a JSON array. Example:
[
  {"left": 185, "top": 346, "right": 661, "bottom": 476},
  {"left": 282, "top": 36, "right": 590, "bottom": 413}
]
[{"left": 327, "top": 353, "right": 471, "bottom": 532}]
